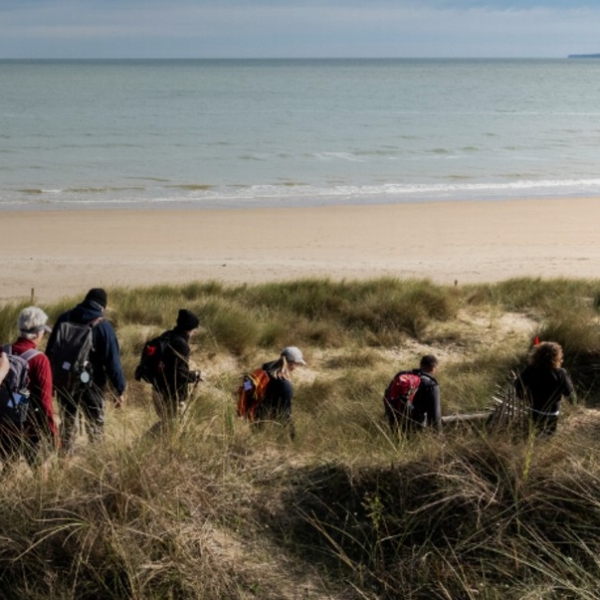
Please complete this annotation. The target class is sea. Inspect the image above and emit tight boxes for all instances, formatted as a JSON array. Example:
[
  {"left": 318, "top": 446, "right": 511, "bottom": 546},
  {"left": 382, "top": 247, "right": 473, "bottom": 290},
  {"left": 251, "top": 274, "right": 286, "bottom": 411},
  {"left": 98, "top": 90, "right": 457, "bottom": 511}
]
[{"left": 1, "top": 58, "right": 600, "bottom": 211}]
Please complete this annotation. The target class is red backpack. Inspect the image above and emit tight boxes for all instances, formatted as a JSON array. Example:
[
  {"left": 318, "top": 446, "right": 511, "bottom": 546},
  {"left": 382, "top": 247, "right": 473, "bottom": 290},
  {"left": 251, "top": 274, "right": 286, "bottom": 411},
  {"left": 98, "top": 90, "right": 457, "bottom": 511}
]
[
  {"left": 237, "top": 368, "right": 271, "bottom": 422},
  {"left": 383, "top": 370, "right": 421, "bottom": 416}
]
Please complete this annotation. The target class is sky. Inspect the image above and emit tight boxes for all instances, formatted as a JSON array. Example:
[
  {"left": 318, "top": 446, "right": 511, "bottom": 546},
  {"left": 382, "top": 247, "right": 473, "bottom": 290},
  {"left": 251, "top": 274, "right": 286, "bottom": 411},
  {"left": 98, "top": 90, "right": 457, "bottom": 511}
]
[{"left": 1, "top": 0, "right": 599, "bottom": 59}]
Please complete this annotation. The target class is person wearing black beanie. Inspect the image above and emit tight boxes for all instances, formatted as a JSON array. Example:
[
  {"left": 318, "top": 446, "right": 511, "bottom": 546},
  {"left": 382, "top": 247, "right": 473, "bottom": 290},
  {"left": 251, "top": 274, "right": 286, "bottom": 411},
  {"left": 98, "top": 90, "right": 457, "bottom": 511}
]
[
  {"left": 84, "top": 288, "right": 108, "bottom": 309},
  {"left": 176, "top": 309, "right": 200, "bottom": 331},
  {"left": 138, "top": 308, "right": 202, "bottom": 434}
]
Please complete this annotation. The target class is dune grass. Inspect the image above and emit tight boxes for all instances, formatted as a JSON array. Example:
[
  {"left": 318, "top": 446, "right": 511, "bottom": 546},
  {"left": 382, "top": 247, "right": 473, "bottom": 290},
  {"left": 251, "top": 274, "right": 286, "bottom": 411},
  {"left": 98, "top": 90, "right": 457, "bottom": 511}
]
[{"left": 1, "top": 277, "right": 600, "bottom": 598}]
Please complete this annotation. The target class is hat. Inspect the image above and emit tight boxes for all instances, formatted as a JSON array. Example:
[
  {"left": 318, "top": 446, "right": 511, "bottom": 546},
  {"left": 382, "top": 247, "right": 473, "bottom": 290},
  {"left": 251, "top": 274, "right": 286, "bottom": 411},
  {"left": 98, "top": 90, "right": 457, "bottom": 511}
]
[
  {"left": 18, "top": 306, "right": 52, "bottom": 335},
  {"left": 281, "top": 346, "right": 307, "bottom": 366},
  {"left": 176, "top": 309, "right": 200, "bottom": 331},
  {"left": 85, "top": 288, "right": 107, "bottom": 308}
]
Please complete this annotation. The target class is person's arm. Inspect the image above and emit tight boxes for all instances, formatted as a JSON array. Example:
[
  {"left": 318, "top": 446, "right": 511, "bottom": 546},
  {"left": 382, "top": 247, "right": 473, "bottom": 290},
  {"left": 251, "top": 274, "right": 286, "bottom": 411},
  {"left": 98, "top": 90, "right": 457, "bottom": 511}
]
[
  {"left": 32, "top": 354, "right": 59, "bottom": 442},
  {"left": 0, "top": 351, "right": 8, "bottom": 387},
  {"left": 98, "top": 322, "right": 127, "bottom": 397},
  {"left": 169, "top": 336, "right": 199, "bottom": 401},
  {"left": 428, "top": 384, "right": 442, "bottom": 432},
  {"left": 562, "top": 369, "right": 576, "bottom": 404}
]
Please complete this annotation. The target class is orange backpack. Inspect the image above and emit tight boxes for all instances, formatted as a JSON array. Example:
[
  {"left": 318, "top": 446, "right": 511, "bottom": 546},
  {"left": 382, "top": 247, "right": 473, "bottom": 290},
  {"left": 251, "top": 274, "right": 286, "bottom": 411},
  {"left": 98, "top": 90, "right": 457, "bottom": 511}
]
[{"left": 237, "top": 368, "right": 271, "bottom": 421}]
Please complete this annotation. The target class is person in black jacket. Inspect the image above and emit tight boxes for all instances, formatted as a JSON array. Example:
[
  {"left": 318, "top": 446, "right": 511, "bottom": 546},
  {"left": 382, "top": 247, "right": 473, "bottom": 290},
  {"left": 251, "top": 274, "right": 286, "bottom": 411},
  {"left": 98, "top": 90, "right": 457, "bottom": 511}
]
[
  {"left": 256, "top": 346, "right": 306, "bottom": 440},
  {"left": 409, "top": 355, "right": 442, "bottom": 433},
  {"left": 150, "top": 309, "right": 202, "bottom": 432},
  {"left": 515, "top": 341, "right": 575, "bottom": 436},
  {"left": 45, "top": 288, "right": 126, "bottom": 454},
  {"left": 385, "top": 355, "right": 442, "bottom": 434}
]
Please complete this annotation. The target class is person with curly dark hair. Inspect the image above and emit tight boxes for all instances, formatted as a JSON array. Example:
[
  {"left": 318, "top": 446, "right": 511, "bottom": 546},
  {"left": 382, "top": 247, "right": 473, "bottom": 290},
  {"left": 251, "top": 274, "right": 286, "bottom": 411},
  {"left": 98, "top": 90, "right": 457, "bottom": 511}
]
[{"left": 515, "top": 341, "right": 575, "bottom": 436}]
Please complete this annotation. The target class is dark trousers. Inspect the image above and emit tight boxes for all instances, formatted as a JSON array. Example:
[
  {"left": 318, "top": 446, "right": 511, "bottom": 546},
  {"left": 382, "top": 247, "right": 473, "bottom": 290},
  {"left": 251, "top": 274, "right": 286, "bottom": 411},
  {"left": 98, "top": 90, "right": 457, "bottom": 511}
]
[
  {"left": 531, "top": 412, "right": 559, "bottom": 437},
  {"left": 58, "top": 385, "right": 106, "bottom": 454}
]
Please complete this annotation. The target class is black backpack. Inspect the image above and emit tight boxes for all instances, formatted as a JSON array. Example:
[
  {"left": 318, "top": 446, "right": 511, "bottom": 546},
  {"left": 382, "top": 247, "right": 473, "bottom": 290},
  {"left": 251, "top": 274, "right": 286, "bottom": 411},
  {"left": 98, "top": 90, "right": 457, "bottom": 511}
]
[
  {"left": 0, "top": 346, "right": 40, "bottom": 425},
  {"left": 48, "top": 318, "right": 103, "bottom": 397},
  {"left": 135, "top": 332, "right": 172, "bottom": 388}
]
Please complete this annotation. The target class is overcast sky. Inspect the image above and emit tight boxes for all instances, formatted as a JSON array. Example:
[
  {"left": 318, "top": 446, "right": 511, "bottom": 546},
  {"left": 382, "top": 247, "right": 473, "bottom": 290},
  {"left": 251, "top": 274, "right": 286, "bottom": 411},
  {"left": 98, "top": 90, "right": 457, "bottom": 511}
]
[{"left": 1, "top": 0, "right": 599, "bottom": 59}]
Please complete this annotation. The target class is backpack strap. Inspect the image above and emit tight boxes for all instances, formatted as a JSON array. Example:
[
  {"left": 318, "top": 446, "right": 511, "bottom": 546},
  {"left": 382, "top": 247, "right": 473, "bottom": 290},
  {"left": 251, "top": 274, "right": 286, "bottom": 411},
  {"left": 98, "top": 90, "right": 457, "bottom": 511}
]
[
  {"left": 65, "top": 314, "right": 104, "bottom": 327},
  {"left": 2, "top": 346, "right": 41, "bottom": 362},
  {"left": 20, "top": 349, "right": 42, "bottom": 363}
]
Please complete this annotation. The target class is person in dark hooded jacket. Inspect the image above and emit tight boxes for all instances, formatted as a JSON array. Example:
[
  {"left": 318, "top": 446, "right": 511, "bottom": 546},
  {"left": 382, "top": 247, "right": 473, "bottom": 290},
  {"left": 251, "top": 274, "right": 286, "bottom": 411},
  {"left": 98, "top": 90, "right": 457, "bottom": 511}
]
[
  {"left": 45, "top": 288, "right": 126, "bottom": 454},
  {"left": 147, "top": 309, "right": 202, "bottom": 432}
]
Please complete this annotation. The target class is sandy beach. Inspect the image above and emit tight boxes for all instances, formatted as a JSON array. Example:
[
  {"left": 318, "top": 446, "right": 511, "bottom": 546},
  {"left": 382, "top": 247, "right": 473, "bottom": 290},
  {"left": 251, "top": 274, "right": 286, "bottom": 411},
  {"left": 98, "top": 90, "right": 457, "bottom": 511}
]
[{"left": 1, "top": 197, "right": 600, "bottom": 304}]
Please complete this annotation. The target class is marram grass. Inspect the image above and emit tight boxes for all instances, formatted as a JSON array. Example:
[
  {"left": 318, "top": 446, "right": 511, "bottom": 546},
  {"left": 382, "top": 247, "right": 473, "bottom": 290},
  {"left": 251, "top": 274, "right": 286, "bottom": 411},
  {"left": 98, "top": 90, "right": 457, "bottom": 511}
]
[{"left": 1, "top": 277, "right": 600, "bottom": 598}]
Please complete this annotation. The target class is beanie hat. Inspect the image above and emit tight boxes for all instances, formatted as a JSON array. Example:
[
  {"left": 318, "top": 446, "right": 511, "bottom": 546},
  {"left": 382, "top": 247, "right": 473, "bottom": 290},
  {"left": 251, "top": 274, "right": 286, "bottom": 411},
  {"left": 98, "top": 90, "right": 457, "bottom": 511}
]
[
  {"left": 281, "top": 346, "right": 307, "bottom": 365},
  {"left": 18, "top": 306, "right": 52, "bottom": 337},
  {"left": 85, "top": 288, "right": 108, "bottom": 308},
  {"left": 176, "top": 309, "right": 200, "bottom": 331}
]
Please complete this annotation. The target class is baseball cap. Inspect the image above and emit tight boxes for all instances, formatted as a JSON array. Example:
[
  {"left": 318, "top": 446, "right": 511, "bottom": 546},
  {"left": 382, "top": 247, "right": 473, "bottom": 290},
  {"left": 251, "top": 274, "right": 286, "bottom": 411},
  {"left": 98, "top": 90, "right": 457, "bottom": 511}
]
[{"left": 281, "top": 346, "right": 307, "bottom": 366}]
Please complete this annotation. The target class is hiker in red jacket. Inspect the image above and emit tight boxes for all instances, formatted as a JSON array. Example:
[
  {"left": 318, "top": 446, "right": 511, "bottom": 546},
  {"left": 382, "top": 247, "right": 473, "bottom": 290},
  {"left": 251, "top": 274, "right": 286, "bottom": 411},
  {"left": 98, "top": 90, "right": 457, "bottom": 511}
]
[{"left": 0, "top": 307, "right": 59, "bottom": 473}]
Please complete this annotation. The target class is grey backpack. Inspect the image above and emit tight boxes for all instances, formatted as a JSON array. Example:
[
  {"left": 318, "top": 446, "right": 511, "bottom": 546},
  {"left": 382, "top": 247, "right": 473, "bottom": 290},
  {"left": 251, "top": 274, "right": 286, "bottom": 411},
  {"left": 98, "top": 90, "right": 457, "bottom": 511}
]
[
  {"left": 48, "top": 318, "right": 103, "bottom": 396},
  {"left": 0, "top": 346, "right": 40, "bottom": 425}
]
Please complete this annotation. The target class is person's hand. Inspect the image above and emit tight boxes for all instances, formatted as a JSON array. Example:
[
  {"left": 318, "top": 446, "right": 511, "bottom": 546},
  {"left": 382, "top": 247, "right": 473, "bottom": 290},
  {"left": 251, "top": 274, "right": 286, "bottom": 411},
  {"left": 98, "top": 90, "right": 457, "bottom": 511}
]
[
  {"left": 193, "top": 370, "right": 204, "bottom": 383},
  {"left": 113, "top": 394, "right": 125, "bottom": 409},
  {"left": 0, "top": 352, "right": 9, "bottom": 386}
]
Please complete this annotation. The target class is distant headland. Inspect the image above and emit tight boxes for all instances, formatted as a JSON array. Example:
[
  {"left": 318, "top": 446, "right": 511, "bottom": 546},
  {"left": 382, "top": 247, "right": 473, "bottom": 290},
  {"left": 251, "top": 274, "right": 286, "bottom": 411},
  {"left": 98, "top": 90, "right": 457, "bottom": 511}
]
[{"left": 568, "top": 53, "right": 600, "bottom": 59}]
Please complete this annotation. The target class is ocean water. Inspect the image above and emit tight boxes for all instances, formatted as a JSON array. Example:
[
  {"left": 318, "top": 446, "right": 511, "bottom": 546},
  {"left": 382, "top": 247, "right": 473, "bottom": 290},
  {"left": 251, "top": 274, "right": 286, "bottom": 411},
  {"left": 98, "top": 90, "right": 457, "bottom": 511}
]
[{"left": 1, "top": 58, "right": 600, "bottom": 211}]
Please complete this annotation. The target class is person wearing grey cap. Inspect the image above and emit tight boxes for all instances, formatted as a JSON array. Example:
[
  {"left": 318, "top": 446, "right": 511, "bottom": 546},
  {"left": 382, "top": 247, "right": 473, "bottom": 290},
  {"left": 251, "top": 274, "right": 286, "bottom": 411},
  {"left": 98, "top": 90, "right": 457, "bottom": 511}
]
[
  {"left": 255, "top": 346, "right": 307, "bottom": 440},
  {"left": 46, "top": 288, "right": 126, "bottom": 454},
  {"left": 0, "top": 307, "right": 58, "bottom": 472}
]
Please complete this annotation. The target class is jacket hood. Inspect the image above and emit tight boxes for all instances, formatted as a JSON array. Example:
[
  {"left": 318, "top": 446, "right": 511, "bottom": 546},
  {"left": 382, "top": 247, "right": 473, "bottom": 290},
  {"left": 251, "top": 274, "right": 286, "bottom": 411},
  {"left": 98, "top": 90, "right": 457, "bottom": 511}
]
[{"left": 69, "top": 300, "right": 104, "bottom": 324}]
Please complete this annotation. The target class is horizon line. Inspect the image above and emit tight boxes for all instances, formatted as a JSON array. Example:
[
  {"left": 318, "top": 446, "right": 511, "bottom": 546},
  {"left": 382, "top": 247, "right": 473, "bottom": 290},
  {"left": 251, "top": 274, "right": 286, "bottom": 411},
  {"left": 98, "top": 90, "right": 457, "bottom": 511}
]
[{"left": 0, "top": 55, "right": 572, "bottom": 61}]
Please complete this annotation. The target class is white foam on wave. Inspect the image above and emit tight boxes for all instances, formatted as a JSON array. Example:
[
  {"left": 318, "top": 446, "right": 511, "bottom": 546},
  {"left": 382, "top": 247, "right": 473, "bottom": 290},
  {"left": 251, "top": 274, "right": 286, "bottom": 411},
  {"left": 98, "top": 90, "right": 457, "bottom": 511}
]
[
  {"left": 4, "top": 177, "right": 600, "bottom": 210},
  {"left": 182, "top": 178, "right": 600, "bottom": 204}
]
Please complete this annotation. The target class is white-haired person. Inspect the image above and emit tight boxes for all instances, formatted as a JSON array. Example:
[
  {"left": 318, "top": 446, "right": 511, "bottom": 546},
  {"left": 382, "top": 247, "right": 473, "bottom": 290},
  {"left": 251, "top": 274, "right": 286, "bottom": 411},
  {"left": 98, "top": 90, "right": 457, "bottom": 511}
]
[
  {"left": 255, "top": 346, "right": 307, "bottom": 440},
  {"left": 0, "top": 307, "right": 58, "bottom": 472}
]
